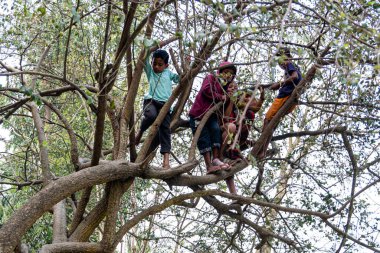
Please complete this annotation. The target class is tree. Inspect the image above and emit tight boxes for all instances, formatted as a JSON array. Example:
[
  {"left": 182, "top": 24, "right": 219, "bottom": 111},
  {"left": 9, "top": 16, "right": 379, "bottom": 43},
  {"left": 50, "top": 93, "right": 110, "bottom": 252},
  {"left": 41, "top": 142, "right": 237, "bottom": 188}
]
[{"left": 0, "top": 0, "right": 379, "bottom": 252}]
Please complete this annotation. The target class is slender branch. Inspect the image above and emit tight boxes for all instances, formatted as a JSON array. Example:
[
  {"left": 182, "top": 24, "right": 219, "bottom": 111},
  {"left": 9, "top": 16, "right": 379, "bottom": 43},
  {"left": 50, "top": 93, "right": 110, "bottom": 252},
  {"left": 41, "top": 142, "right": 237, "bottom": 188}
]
[
  {"left": 336, "top": 133, "right": 359, "bottom": 252},
  {"left": 188, "top": 102, "right": 223, "bottom": 160},
  {"left": 0, "top": 180, "right": 44, "bottom": 188},
  {"left": 299, "top": 100, "right": 380, "bottom": 110},
  {"left": 324, "top": 220, "right": 380, "bottom": 253},
  {"left": 271, "top": 126, "right": 350, "bottom": 141},
  {"left": 112, "top": 189, "right": 221, "bottom": 251},
  {"left": 0, "top": 66, "right": 97, "bottom": 113}
]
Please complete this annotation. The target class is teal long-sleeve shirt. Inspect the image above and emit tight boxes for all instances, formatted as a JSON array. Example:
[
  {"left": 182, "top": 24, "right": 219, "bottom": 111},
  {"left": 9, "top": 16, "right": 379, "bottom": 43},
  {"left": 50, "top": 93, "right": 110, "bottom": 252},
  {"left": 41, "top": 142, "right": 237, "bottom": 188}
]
[{"left": 143, "top": 57, "right": 180, "bottom": 102}]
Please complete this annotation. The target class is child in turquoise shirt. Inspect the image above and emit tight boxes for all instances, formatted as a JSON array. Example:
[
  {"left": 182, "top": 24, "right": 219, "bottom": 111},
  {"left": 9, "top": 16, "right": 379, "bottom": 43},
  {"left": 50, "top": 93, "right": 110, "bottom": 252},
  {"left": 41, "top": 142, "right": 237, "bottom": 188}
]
[{"left": 135, "top": 49, "right": 180, "bottom": 169}]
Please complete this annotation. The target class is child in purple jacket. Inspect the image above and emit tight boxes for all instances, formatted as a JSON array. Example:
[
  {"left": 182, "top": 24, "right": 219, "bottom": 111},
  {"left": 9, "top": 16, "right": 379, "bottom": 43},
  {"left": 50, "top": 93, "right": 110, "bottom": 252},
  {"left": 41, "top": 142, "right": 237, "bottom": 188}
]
[{"left": 189, "top": 61, "right": 238, "bottom": 194}]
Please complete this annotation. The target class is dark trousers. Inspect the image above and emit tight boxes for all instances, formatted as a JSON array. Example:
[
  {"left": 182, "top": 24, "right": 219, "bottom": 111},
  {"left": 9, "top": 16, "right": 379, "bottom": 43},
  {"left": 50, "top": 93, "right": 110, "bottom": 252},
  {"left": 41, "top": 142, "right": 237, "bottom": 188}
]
[
  {"left": 140, "top": 99, "right": 171, "bottom": 154},
  {"left": 189, "top": 114, "right": 221, "bottom": 155}
]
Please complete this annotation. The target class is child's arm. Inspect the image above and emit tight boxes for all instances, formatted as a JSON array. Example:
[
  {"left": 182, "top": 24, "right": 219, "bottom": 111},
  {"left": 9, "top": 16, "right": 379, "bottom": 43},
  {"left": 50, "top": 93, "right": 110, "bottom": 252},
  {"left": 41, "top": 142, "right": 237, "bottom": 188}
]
[
  {"left": 270, "top": 82, "right": 281, "bottom": 90},
  {"left": 275, "top": 62, "right": 300, "bottom": 88},
  {"left": 249, "top": 87, "right": 265, "bottom": 112},
  {"left": 143, "top": 53, "right": 152, "bottom": 77},
  {"left": 170, "top": 71, "right": 180, "bottom": 84},
  {"left": 270, "top": 70, "right": 299, "bottom": 90}
]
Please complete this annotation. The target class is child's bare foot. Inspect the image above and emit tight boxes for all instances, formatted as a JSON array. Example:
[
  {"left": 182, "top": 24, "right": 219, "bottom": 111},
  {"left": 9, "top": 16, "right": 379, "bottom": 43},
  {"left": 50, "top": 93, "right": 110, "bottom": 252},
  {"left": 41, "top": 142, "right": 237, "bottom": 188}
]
[
  {"left": 212, "top": 158, "right": 230, "bottom": 170},
  {"left": 206, "top": 165, "right": 222, "bottom": 174}
]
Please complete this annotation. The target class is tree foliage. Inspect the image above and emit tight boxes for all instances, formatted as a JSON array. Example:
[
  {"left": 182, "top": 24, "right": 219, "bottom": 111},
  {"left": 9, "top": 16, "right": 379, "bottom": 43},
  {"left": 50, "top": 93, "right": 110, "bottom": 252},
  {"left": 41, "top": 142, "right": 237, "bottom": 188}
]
[{"left": 0, "top": 0, "right": 379, "bottom": 252}]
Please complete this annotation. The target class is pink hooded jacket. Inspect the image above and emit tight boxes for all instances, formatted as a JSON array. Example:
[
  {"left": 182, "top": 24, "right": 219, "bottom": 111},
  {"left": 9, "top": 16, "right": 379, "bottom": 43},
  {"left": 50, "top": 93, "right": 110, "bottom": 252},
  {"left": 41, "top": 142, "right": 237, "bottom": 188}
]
[
  {"left": 188, "top": 74, "right": 225, "bottom": 119},
  {"left": 189, "top": 62, "right": 236, "bottom": 119}
]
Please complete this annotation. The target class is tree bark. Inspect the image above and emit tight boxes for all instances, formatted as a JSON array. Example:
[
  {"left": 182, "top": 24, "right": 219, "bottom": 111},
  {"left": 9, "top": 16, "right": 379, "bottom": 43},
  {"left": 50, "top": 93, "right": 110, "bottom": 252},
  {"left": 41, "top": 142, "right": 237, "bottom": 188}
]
[{"left": 0, "top": 161, "right": 141, "bottom": 253}]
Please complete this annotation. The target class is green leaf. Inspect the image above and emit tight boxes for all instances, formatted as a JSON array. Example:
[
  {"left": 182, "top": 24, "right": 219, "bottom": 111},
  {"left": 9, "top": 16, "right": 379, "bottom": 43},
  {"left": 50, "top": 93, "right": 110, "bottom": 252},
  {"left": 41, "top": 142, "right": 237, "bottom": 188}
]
[
  {"left": 109, "top": 100, "right": 116, "bottom": 110},
  {"left": 200, "top": 0, "right": 213, "bottom": 5},
  {"left": 20, "top": 86, "right": 33, "bottom": 96},
  {"left": 196, "top": 32, "right": 206, "bottom": 41},
  {"left": 175, "top": 31, "right": 183, "bottom": 39},
  {"left": 86, "top": 97, "right": 94, "bottom": 105},
  {"left": 71, "top": 7, "right": 80, "bottom": 23},
  {"left": 229, "top": 24, "right": 238, "bottom": 32},
  {"left": 219, "top": 23, "right": 227, "bottom": 32},
  {"left": 23, "top": 5, "right": 28, "bottom": 16},
  {"left": 37, "top": 7, "right": 46, "bottom": 16},
  {"left": 143, "top": 38, "right": 154, "bottom": 48}
]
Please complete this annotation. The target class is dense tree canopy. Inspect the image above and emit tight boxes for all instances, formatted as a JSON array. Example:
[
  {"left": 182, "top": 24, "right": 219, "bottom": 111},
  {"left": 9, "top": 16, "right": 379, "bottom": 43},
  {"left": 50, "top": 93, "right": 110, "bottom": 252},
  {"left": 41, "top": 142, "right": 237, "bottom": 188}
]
[{"left": 0, "top": 0, "right": 379, "bottom": 252}]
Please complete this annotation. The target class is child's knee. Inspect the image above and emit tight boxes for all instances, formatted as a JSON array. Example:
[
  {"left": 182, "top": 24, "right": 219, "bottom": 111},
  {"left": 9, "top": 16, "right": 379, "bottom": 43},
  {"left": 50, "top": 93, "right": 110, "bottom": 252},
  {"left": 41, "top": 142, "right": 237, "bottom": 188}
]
[
  {"left": 227, "top": 123, "right": 236, "bottom": 133},
  {"left": 265, "top": 107, "right": 277, "bottom": 121},
  {"left": 210, "top": 122, "right": 221, "bottom": 135},
  {"left": 143, "top": 108, "right": 157, "bottom": 122}
]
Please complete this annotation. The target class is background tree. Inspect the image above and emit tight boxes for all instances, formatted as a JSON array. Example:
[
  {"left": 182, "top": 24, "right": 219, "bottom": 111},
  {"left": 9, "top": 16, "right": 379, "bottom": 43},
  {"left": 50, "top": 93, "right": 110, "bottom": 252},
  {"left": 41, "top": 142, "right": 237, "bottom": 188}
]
[{"left": 0, "top": 0, "right": 379, "bottom": 252}]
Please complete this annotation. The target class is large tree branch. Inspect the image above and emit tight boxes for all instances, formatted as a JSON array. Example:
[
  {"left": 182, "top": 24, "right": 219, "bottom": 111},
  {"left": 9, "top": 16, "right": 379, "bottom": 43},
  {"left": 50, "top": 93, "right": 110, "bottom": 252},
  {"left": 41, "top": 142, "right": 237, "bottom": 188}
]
[
  {"left": 69, "top": 178, "right": 133, "bottom": 242},
  {"left": 40, "top": 242, "right": 103, "bottom": 253},
  {"left": 166, "top": 160, "right": 248, "bottom": 187},
  {"left": 101, "top": 181, "right": 124, "bottom": 252},
  {"left": 71, "top": 1, "right": 114, "bottom": 231},
  {"left": 0, "top": 161, "right": 141, "bottom": 253}
]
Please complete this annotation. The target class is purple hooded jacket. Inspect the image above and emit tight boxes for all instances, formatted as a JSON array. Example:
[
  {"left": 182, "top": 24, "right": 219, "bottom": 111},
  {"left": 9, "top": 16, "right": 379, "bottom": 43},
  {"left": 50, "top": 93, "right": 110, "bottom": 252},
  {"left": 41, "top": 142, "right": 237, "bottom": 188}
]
[{"left": 189, "top": 74, "right": 225, "bottom": 119}]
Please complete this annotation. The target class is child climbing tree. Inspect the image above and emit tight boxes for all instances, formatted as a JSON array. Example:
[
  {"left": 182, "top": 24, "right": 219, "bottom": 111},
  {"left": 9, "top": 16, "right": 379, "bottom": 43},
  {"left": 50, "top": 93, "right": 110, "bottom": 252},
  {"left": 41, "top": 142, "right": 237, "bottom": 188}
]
[{"left": 0, "top": 1, "right": 379, "bottom": 253}]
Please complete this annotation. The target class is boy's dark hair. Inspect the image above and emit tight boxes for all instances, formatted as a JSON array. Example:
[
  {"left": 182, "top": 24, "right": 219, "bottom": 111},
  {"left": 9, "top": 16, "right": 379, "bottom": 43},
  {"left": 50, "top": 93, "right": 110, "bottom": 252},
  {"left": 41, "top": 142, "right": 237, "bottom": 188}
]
[
  {"left": 275, "top": 47, "right": 292, "bottom": 57},
  {"left": 153, "top": 49, "right": 170, "bottom": 64}
]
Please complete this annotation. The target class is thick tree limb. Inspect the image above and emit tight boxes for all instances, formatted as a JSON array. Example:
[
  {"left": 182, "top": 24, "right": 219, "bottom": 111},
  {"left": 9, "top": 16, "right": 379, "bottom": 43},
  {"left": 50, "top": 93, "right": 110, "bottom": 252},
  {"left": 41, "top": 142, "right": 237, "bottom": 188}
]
[
  {"left": 40, "top": 242, "right": 103, "bottom": 253},
  {"left": 0, "top": 161, "right": 141, "bottom": 252},
  {"left": 69, "top": 178, "right": 133, "bottom": 242}
]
